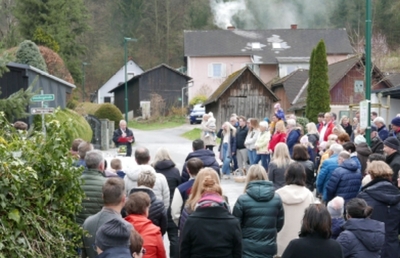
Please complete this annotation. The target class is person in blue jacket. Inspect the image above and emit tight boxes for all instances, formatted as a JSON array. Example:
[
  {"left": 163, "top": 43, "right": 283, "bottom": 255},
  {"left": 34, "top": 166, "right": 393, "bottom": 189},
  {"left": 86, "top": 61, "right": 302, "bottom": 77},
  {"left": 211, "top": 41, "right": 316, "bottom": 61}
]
[
  {"left": 336, "top": 198, "right": 385, "bottom": 258},
  {"left": 286, "top": 119, "right": 301, "bottom": 156},
  {"left": 316, "top": 143, "right": 343, "bottom": 203},
  {"left": 325, "top": 151, "right": 362, "bottom": 204}
]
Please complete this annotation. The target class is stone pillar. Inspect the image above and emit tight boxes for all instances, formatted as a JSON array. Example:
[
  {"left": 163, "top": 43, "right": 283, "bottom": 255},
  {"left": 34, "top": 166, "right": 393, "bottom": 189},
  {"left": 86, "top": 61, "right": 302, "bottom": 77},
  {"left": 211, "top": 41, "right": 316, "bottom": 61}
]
[
  {"left": 100, "top": 119, "right": 109, "bottom": 150},
  {"left": 109, "top": 121, "right": 115, "bottom": 148}
]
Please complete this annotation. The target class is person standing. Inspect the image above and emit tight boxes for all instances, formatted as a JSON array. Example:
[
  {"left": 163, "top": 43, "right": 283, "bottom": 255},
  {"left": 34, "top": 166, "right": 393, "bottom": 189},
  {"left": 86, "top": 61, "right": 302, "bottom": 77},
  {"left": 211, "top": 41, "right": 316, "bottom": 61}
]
[
  {"left": 373, "top": 116, "right": 389, "bottom": 141},
  {"left": 286, "top": 119, "right": 301, "bottom": 156},
  {"left": 245, "top": 118, "right": 260, "bottom": 165},
  {"left": 268, "top": 143, "right": 293, "bottom": 190},
  {"left": 292, "top": 144, "right": 315, "bottom": 191},
  {"left": 254, "top": 121, "right": 271, "bottom": 171},
  {"left": 390, "top": 117, "right": 400, "bottom": 142},
  {"left": 236, "top": 116, "right": 249, "bottom": 172},
  {"left": 383, "top": 137, "right": 400, "bottom": 185},
  {"left": 276, "top": 163, "right": 314, "bottom": 256},
  {"left": 340, "top": 116, "right": 353, "bottom": 137},
  {"left": 320, "top": 112, "right": 335, "bottom": 142},
  {"left": 200, "top": 113, "right": 217, "bottom": 151},
  {"left": 113, "top": 120, "right": 135, "bottom": 157},
  {"left": 336, "top": 198, "right": 385, "bottom": 258},
  {"left": 217, "top": 122, "right": 237, "bottom": 179},
  {"left": 358, "top": 161, "right": 400, "bottom": 258},
  {"left": 268, "top": 121, "right": 287, "bottom": 154}
]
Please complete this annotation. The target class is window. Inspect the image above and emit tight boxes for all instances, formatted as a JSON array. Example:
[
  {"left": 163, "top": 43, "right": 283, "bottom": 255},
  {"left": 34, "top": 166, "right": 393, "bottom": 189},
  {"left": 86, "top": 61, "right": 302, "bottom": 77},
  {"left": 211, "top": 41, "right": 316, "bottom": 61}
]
[
  {"left": 272, "top": 42, "right": 282, "bottom": 49},
  {"left": 252, "top": 42, "right": 261, "bottom": 50},
  {"left": 208, "top": 63, "right": 226, "bottom": 78},
  {"left": 248, "top": 64, "right": 260, "bottom": 76}
]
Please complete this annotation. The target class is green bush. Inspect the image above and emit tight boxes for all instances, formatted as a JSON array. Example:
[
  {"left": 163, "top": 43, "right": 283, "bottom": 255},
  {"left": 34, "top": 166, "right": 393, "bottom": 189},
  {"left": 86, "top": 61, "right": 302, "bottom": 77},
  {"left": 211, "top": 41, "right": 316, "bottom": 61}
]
[
  {"left": 15, "top": 40, "right": 48, "bottom": 72},
  {"left": 74, "top": 102, "right": 102, "bottom": 116},
  {"left": 296, "top": 116, "right": 310, "bottom": 134},
  {"left": 33, "top": 108, "right": 92, "bottom": 146},
  {"left": 189, "top": 95, "right": 207, "bottom": 106},
  {"left": 94, "top": 103, "right": 123, "bottom": 128},
  {"left": 66, "top": 99, "right": 78, "bottom": 110},
  {"left": 0, "top": 111, "right": 84, "bottom": 256}
]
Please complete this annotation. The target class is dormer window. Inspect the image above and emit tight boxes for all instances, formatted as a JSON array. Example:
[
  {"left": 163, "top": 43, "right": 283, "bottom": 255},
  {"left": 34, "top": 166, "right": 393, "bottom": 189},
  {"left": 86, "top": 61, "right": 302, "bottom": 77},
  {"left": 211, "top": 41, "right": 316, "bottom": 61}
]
[
  {"left": 272, "top": 42, "right": 282, "bottom": 49},
  {"left": 251, "top": 42, "right": 261, "bottom": 50}
]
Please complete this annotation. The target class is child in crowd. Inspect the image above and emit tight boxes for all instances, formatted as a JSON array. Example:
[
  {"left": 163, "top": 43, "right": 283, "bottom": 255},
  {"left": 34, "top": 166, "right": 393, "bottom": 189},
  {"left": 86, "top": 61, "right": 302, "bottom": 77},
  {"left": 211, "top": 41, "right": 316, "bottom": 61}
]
[
  {"left": 111, "top": 158, "right": 125, "bottom": 178},
  {"left": 327, "top": 196, "right": 345, "bottom": 239},
  {"left": 203, "top": 112, "right": 216, "bottom": 138},
  {"left": 274, "top": 103, "right": 285, "bottom": 120}
]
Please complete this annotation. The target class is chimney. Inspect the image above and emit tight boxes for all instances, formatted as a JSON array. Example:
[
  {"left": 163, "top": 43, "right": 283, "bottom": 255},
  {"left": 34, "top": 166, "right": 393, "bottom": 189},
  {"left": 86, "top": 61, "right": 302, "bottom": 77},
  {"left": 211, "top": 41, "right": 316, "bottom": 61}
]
[
  {"left": 227, "top": 25, "right": 236, "bottom": 30},
  {"left": 291, "top": 24, "right": 298, "bottom": 30}
]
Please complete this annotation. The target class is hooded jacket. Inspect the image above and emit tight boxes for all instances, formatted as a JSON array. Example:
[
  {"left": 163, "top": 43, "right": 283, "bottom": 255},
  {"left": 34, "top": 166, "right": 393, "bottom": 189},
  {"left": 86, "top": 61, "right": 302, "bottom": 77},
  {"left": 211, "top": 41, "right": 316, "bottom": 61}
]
[
  {"left": 326, "top": 158, "right": 362, "bottom": 203},
  {"left": 356, "top": 143, "right": 372, "bottom": 174},
  {"left": 97, "top": 247, "right": 132, "bottom": 258},
  {"left": 124, "top": 214, "right": 166, "bottom": 258},
  {"left": 181, "top": 149, "right": 220, "bottom": 182},
  {"left": 370, "top": 136, "right": 384, "bottom": 155},
  {"left": 129, "top": 187, "right": 167, "bottom": 235},
  {"left": 233, "top": 181, "right": 284, "bottom": 258},
  {"left": 124, "top": 165, "right": 170, "bottom": 209},
  {"left": 316, "top": 154, "right": 339, "bottom": 202},
  {"left": 286, "top": 128, "right": 301, "bottom": 156},
  {"left": 385, "top": 151, "right": 400, "bottom": 185},
  {"left": 358, "top": 179, "right": 400, "bottom": 258},
  {"left": 336, "top": 218, "right": 385, "bottom": 258},
  {"left": 153, "top": 160, "right": 181, "bottom": 200},
  {"left": 378, "top": 124, "right": 389, "bottom": 141},
  {"left": 294, "top": 160, "right": 315, "bottom": 191},
  {"left": 276, "top": 185, "right": 314, "bottom": 256}
]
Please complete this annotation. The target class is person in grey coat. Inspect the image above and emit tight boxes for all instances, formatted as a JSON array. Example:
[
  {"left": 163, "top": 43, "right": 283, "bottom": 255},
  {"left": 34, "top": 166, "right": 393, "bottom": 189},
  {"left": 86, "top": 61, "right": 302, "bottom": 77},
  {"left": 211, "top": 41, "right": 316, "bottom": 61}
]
[{"left": 336, "top": 198, "right": 385, "bottom": 258}]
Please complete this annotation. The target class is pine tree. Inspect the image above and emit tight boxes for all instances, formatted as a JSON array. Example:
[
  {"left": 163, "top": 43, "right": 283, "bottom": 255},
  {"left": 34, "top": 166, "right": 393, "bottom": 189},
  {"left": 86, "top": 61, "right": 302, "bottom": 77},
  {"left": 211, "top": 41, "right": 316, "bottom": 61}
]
[
  {"left": 305, "top": 40, "right": 330, "bottom": 123},
  {"left": 15, "top": 40, "right": 48, "bottom": 72}
]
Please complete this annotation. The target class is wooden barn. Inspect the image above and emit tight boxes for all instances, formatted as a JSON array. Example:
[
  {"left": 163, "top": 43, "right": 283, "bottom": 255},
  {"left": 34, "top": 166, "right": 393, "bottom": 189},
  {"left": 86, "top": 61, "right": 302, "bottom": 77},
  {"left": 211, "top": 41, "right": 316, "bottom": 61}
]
[
  {"left": 109, "top": 63, "right": 192, "bottom": 117},
  {"left": 204, "top": 66, "right": 279, "bottom": 127}
]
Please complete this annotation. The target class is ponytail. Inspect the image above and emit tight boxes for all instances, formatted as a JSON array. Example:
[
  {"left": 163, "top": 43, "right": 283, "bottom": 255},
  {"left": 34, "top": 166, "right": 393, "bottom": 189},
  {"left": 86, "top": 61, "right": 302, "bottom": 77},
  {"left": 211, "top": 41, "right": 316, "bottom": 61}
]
[{"left": 346, "top": 198, "right": 373, "bottom": 219}]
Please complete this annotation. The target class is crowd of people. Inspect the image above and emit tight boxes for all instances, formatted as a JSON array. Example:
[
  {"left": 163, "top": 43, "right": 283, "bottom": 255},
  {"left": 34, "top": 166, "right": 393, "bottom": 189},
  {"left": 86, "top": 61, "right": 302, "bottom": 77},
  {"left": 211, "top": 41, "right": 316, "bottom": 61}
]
[{"left": 73, "top": 105, "right": 400, "bottom": 257}]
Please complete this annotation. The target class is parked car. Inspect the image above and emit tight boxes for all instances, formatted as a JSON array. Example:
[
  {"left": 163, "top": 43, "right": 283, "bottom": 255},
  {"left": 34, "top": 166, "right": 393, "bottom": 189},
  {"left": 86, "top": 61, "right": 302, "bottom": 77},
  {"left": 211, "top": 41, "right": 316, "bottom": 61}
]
[{"left": 189, "top": 104, "right": 205, "bottom": 124}]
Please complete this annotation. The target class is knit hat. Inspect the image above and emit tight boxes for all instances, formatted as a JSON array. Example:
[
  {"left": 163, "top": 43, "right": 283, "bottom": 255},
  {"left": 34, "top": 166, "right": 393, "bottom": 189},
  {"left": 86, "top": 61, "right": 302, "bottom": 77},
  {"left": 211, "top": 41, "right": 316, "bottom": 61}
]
[
  {"left": 371, "top": 125, "right": 377, "bottom": 132},
  {"left": 327, "top": 196, "right": 344, "bottom": 218},
  {"left": 354, "top": 135, "right": 366, "bottom": 145},
  {"left": 95, "top": 218, "right": 132, "bottom": 251},
  {"left": 391, "top": 117, "right": 400, "bottom": 127},
  {"left": 383, "top": 137, "right": 400, "bottom": 150}
]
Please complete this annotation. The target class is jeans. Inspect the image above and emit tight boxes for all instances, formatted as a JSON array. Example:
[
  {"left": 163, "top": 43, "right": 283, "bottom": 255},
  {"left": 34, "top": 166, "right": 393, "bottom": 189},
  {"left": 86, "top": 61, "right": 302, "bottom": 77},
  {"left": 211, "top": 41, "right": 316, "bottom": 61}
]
[
  {"left": 222, "top": 143, "right": 231, "bottom": 175},
  {"left": 247, "top": 149, "right": 258, "bottom": 165},
  {"left": 254, "top": 154, "right": 270, "bottom": 171},
  {"left": 167, "top": 220, "right": 179, "bottom": 258}
]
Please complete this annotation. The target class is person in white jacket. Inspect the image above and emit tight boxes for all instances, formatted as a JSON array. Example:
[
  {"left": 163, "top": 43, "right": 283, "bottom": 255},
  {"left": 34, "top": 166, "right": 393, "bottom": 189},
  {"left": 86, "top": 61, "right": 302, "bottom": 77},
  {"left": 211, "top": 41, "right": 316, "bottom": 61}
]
[
  {"left": 124, "top": 147, "right": 170, "bottom": 209},
  {"left": 245, "top": 118, "right": 261, "bottom": 165},
  {"left": 276, "top": 162, "right": 314, "bottom": 256}
]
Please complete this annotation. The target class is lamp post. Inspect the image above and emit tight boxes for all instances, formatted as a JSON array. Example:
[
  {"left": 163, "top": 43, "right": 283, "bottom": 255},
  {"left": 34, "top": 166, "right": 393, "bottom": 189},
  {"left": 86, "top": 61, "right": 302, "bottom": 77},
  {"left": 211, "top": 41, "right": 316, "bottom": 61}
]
[
  {"left": 124, "top": 37, "right": 137, "bottom": 122},
  {"left": 82, "top": 62, "right": 89, "bottom": 102},
  {"left": 365, "top": 0, "right": 372, "bottom": 145}
]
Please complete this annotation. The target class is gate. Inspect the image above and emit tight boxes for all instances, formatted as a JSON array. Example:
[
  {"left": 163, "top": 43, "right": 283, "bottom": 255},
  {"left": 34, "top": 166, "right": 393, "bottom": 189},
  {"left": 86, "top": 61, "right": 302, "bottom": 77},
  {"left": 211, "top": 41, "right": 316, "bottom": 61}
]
[{"left": 85, "top": 115, "right": 102, "bottom": 149}]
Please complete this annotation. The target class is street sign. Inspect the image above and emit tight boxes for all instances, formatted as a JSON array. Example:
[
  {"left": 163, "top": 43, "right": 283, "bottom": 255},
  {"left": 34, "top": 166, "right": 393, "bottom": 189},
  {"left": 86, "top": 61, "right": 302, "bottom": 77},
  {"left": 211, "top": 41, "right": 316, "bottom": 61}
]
[
  {"left": 30, "top": 107, "right": 55, "bottom": 114},
  {"left": 31, "top": 94, "right": 55, "bottom": 102},
  {"left": 359, "top": 100, "right": 368, "bottom": 129}
]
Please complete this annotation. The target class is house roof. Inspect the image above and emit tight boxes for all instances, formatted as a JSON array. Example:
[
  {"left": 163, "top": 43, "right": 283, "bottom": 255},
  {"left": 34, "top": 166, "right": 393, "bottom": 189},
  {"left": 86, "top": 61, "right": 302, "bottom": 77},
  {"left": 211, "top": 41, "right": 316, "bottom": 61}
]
[
  {"left": 384, "top": 73, "right": 400, "bottom": 87},
  {"left": 271, "top": 69, "right": 309, "bottom": 104},
  {"left": 7, "top": 62, "right": 76, "bottom": 88},
  {"left": 204, "top": 66, "right": 279, "bottom": 106},
  {"left": 109, "top": 63, "right": 192, "bottom": 93},
  {"left": 184, "top": 29, "right": 353, "bottom": 64}
]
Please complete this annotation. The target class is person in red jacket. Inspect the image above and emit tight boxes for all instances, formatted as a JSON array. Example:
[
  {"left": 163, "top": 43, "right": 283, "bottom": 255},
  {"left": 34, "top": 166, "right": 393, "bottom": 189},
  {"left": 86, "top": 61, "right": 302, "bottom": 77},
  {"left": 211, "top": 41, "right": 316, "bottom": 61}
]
[
  {"left": 124, "top": 192, "right": 166, "bottom": 258},
  {"left": 269, "top": 120, "right": 287, "bottom": 153},
  {"left": 319, "top": 113, "right": 335, "bottom": 142}
]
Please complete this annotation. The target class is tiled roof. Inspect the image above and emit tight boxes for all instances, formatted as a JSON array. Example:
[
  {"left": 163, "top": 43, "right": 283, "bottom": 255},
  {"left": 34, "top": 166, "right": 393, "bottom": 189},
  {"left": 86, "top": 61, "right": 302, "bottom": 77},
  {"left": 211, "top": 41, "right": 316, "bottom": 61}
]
[
  {"left": 385, "top": 73, "right": 400, "bottom": 87},
  {"left": 184, "top": 29, "right": 354, "bottom": 64},
  {"left": 271, "top": 69, "right": 309, "bottom": 104},
  {"left": 204, "top": 66, "right": 279, "bottom": 105}
]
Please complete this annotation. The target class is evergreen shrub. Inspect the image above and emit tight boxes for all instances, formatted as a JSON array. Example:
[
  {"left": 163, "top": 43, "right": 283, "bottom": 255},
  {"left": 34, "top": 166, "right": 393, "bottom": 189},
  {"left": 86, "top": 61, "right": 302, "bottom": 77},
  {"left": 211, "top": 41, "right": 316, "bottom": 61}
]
[
  {"left": 94, "top": 103, "right": 123, "bottom": 127},
  {"left": 15, "top": 40, "right": 48, "bottom": 72}
]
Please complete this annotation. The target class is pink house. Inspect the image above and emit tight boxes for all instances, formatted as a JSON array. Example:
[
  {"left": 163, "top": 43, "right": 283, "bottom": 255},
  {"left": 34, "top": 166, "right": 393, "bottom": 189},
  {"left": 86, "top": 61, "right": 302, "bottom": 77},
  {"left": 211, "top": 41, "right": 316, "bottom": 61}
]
[{"left": 184, "top": 26, "right": 354, "bottom": 101}]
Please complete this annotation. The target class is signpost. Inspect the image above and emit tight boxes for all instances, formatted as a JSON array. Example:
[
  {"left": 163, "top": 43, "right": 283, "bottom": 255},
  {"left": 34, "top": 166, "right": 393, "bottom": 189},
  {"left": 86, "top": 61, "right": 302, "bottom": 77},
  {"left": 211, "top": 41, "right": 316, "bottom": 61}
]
[{"left": 30, "top": 91, "right": 55, "bottom": 137}]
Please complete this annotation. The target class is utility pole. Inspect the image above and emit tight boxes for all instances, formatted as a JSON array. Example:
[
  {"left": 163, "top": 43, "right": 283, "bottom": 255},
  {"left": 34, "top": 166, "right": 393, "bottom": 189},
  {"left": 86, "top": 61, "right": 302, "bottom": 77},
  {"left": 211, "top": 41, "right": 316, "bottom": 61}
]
[
  {"left": 82, "top": 62, "right": 89, "bottom": 102},
  {"left": 124, "top": 37, "right": 137, "bottom": 122},
  {"left": 365, "top": 0, "right": 372, "bottom": 145}
]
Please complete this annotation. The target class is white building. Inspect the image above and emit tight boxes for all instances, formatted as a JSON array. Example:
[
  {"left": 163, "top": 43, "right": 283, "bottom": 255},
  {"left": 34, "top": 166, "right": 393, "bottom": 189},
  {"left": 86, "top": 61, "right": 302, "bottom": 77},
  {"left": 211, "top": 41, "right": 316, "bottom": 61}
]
[{"left": 96, "top": 60, "right": 143, "bottom": 103}]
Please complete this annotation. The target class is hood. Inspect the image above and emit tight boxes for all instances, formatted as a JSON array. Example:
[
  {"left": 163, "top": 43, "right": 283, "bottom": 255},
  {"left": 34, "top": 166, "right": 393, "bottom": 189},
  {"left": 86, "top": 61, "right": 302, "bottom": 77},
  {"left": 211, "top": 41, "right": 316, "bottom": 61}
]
[
  {"left": 356, "top": 143, "right": 372, "bottom": 156},
  {"left": 124, "top": 214, "right": 159, "bottom": 234},
  {"left": 276, "top": 185, "right": 312, "bottom": 205},
  {"left": 343, "top": 218, "right": 385, "bottom": 252},
  {"left": 185, "top": 149, "right": 217, "bottom": 167},
  {"left": 154, "top": 159, "right": 175, "bottom": 170},
  {"left": 125, "top": 165, "right": 155, "bottom": 181},
  {"left": 246, "top": 181, "right": 275, "bottom": 202},
  {"left": 129, "top": 187, "right": 155, "bottom": 201},
  {"left": 97, "top": 247, "right": 132, "bottom": 258},
  {"left": 363, "top": 180, "right": 400, "bottom": 206},
  {"left": 339, "top": 158, "right": 359, "bottom": 172}
]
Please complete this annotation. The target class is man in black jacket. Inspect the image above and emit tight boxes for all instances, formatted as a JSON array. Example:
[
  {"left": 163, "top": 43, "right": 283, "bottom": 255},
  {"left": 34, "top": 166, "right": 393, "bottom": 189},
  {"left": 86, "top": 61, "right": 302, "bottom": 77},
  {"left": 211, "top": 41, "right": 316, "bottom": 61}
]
[
  {"left": 181, "top": 139, "right": 220, "bottom": 182},
  {"left": 383, "top": 137, "right": 400, "bottom": 186},
  {"left": 236, "top": 116, "right": 248, "bottom": 171},
  {"left": 370, "top": 126, "right": 384, "bottom": 154},
  {"left": 112, "top": 120, "right": 135, "bottom": 156}
]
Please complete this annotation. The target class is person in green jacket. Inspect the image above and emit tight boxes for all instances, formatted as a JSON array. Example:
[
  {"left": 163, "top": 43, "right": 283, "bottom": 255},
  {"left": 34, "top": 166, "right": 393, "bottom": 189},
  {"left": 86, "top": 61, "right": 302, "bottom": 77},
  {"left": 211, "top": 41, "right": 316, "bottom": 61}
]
[
  {"left": 233, "top": 164, "right": 285, "bottom": 258},
  {"left": 76, "top": 150, "right": 107, "bottom": 225}
]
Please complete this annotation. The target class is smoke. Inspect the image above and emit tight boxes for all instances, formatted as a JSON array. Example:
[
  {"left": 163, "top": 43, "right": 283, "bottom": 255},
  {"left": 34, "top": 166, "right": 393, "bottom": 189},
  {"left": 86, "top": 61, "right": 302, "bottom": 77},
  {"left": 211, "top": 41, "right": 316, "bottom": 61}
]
[
  {"left": 209, "top": 0, "right": 247, "bottom": 29},
  {"left": 209, "top": 0, "right": 338, "bottom": 29}
]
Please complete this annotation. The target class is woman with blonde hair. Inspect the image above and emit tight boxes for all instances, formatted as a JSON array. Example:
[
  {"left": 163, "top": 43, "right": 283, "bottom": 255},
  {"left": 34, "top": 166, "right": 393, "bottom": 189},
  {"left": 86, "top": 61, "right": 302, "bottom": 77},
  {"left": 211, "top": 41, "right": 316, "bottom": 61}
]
[
  {"left": 179, "top": 168, "right": 223, "bottom": 232},
  {"left": 233, "top": 165, "right": 284, "bottom": 258},
  {"left": 358, "top": 161, "right": 400, "bottom": 258},
  {"left": 151, "top": 147, "right": 181, "bottom": 257},
  {"left": 340, "top": 116, "right": 353, "bottom": 136},
  {"left": 254, "top": 121, "right": 271, "bottom": 170},
  {"left": 217, "top": 121, "right": 237, "bottom": 179},
  {"left": 245, "top": 118, "right": 260, "bottom": 165},
  {"left": 269, "top": 119, "right": 287, "bottom": 153},
  {"left": 268, "top": 142, "right": 293, "bottom": 189},
  {"left": 332, "top": 124, "right": 346, "bottom": 136},
  {"left": 180, "top": 173, "right": 241, "bottom": 258}
]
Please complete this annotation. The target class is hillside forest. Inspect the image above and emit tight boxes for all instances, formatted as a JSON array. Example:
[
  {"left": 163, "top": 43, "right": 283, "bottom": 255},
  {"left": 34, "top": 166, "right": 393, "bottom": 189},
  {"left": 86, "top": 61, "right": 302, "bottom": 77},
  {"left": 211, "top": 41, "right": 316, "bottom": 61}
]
[{"left": 1, "top": 0, "right": 400, "bottom": 99}]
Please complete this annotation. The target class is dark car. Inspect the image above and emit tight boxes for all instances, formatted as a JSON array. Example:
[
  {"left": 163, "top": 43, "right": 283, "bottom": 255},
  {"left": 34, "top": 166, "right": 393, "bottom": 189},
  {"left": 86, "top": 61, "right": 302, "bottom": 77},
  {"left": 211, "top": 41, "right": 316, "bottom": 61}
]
[{"left": 189, "top": 104, "right": 205, "bottom": 124}]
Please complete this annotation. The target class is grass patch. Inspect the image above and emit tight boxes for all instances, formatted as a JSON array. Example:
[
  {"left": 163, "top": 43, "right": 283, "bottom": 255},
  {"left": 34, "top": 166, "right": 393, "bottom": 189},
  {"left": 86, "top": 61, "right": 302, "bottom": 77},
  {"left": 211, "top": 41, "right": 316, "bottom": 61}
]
[
  {"left": 128, "top": 116, "right": 186, "bottom": 130},
  {"left": 181, "top": 128, "right": 221, "bottom": 144}
]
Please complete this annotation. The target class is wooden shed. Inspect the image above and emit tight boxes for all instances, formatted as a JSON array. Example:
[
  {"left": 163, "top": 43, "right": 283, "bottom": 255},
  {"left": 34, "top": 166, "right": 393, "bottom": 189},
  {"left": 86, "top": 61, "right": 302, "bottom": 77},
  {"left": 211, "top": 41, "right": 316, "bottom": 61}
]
[
  {"left": 204, "top": 66, "right": 279, "bottom": 128},
  {"left": 109, "top": 63, "right": 192, "bottom": 117}
]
